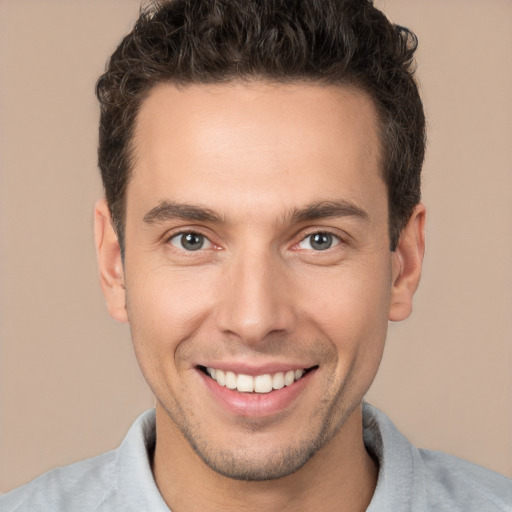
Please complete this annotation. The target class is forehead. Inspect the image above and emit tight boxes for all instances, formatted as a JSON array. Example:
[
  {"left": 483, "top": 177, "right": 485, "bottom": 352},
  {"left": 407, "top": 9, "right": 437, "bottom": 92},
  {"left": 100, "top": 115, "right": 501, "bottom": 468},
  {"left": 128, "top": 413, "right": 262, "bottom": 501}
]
[{"left": 128, "top": 81, "right": 385, "bottom": 221}]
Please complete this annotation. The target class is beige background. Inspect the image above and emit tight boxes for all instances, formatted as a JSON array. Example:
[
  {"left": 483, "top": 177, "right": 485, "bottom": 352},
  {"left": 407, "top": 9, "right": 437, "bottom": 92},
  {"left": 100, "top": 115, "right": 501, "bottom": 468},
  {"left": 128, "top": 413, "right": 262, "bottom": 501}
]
[{"left": 0, "top": 0, "right": 511, "bottom": 493}]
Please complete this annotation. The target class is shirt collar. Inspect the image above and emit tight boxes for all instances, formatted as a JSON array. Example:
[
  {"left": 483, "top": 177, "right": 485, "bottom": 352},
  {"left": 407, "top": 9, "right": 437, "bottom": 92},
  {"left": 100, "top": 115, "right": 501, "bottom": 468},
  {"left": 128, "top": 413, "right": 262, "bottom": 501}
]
[
  {"left": 113, "top": 404, "right": 424, "bottom": 511},
  {"left": 364, "top": 402, "right": 425, "bottom": 511},
  {"left": 115, "top": 409, "right": 170, "bottom": 511}
]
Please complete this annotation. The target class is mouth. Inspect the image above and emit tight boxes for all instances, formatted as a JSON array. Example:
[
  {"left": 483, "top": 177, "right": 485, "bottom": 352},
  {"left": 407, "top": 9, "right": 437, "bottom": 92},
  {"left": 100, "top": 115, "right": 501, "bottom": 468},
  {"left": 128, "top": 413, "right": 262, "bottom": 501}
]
[{"left": 198, "top": 365, "right": 317, "bottom": 394}]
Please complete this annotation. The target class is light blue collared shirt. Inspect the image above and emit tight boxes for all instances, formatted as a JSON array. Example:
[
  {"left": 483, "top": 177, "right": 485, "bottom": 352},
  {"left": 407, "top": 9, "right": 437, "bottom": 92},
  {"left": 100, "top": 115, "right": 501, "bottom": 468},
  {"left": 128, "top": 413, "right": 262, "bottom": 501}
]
[{"left": 1, "top": 404, "right": 511, "bottom": 511}]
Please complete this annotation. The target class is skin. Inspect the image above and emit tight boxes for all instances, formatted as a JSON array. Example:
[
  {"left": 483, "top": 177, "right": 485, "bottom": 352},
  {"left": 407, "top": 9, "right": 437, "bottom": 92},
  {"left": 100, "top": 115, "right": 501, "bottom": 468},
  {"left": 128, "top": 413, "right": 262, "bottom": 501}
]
[{"left": 95, "top": 82, "right": 425, "bottom": 512}]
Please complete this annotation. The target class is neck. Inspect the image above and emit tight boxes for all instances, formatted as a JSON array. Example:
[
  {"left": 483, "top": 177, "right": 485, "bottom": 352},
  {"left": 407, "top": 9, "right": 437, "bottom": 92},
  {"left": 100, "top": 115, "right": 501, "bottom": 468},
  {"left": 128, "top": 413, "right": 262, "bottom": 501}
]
[{"left": 153, "top": 404, "right": 378, "bottom": 512}]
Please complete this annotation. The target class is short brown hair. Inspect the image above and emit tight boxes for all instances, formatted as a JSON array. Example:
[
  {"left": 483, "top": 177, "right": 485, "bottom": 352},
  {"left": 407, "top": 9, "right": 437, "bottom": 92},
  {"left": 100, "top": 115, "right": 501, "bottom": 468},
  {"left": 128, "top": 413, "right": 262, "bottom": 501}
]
[{"left": 96, "top": 0, "right": 425, "bottom": 252}]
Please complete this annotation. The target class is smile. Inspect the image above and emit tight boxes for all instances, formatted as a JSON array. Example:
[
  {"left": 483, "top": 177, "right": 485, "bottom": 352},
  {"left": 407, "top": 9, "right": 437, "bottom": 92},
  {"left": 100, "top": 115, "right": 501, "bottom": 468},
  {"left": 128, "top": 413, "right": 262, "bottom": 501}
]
[{"left": 202, "top": 366, "right": 312, "bottom": 394}]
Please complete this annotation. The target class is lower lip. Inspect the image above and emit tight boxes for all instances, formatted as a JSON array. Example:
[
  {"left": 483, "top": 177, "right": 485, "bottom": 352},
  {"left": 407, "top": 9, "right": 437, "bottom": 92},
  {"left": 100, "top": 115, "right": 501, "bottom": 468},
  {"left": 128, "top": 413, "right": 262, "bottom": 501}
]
[{"left": 199, "top": 369, "right": 315, "bottom": 417}]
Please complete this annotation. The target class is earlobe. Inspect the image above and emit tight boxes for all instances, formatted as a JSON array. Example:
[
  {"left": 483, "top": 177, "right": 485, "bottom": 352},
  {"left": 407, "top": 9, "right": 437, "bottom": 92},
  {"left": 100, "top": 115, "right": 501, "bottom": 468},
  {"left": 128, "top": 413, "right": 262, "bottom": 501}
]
[
  {"left": 389, "top": 203, "right": 426, "bottom": 322},
  {"left": 94, "top": 199, "right": 128, "bottom": 323}
]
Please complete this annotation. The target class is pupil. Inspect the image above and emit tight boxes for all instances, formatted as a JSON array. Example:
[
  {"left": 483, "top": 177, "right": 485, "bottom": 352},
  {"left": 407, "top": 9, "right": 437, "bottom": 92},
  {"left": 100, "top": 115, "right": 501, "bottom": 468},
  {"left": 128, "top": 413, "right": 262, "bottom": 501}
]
[
  {"left": 311, "top": 233, "right": 332, "bottom": 250},
  {"left": 182, "top": 233, "right": 203, "bottom": 251}
]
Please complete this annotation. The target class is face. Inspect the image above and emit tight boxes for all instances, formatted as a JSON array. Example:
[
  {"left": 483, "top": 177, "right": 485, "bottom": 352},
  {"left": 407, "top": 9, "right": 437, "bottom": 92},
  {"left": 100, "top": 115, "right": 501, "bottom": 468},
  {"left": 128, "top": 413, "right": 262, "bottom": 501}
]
[{"left": 97, "top": 82, "right": 422, "bottom": 481}]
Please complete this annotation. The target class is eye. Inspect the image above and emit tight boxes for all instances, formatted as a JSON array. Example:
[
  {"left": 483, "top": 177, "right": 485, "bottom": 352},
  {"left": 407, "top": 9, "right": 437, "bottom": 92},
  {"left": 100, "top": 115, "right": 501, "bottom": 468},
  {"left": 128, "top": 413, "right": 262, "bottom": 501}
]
[
  {"left": 298, "top": 232, "right": 341, "bottom": 251},
  {"left": 169, "top": 232, "right": 212, "bottom": 251}
]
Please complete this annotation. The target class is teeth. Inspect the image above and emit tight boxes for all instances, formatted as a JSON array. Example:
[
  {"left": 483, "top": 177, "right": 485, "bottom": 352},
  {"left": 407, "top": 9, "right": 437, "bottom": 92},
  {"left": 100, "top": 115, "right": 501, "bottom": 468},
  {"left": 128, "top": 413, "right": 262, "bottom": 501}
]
[
  {"left": 237, "top": 374, "right": 254, "bottom": 392},
  {"left": 205, "top": 366, "right": 308, "bottom": 393},
  {"left": 284, "top": 370, "right": 295, "bottom": 386},
  {"left": 254, "top": 374, "right": 273, "bottom": 393},
  {"left": 216, "top": 369, "right": 226, "bottom": 386},
  {"left": 272, "top": 372, "right": 285, "bottom": 390},
  {"left": 225, "top": 371, "right": 237, "bottom": 389}
]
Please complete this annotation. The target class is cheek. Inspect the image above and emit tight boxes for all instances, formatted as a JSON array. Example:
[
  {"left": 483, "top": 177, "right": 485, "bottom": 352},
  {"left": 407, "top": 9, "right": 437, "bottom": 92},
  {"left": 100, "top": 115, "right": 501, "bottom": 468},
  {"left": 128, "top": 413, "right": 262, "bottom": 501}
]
[
  {"left": 124, "top": 268, "right": 220, "bottom": 405},
  {"left": 298, "top": 261, "right": 392, "bottom": 329},
  {"left": 294, "top": 258, "right": 392, "bottom": 387},
  {"left": 125, "top": 266, "right": 218, "bottom": 361}
]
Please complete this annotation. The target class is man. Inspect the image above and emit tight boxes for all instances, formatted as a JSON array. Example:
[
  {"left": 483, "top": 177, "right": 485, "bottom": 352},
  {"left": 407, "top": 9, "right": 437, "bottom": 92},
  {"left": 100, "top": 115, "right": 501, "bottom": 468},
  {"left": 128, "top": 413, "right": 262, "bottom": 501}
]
[{"left": 1, "top": 0, "right": 510, "bottom": 510}]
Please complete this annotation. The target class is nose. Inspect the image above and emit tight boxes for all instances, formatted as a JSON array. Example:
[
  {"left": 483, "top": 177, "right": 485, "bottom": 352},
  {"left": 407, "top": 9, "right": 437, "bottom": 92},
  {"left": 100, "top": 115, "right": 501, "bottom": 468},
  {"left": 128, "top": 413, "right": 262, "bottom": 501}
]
[{"left": 215, "top": 247, "right": 296, "bottom": 345}]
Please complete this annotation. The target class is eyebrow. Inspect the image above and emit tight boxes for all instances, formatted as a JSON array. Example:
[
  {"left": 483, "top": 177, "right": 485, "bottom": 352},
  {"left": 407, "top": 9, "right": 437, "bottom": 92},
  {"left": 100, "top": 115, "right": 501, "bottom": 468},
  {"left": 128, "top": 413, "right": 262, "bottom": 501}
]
[
  {"left": 142, "top": 199, "right": 369, "bottom": 226},
  {"left": 143, "top": 201, "right": 222, "bottom": 224},
  {"left": 289, "top": 200, "right": 369, "bottom": 223}
]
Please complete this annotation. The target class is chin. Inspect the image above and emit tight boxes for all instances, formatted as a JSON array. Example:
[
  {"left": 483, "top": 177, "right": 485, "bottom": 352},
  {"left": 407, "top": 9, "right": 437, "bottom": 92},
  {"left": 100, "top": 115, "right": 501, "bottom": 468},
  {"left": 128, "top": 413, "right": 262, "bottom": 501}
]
[
  {"left": 190, "top": 441, "right": 321, "bottom": 481},
  {"left": 176, "top": 411, "right": 343, "bottom": 481}
]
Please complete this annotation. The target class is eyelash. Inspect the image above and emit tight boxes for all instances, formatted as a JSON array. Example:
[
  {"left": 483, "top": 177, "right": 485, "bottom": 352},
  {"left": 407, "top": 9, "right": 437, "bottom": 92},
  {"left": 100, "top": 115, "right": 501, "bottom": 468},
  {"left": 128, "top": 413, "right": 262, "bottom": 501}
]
[
  {"left": 167, "top": 231, "right": 214, "bottom": 252},
  {"left": 166, "top": 229, "right": 343, "bottom": 253},
  {"left": 295, "top": 231, "right": 342, "bottom": 251}
]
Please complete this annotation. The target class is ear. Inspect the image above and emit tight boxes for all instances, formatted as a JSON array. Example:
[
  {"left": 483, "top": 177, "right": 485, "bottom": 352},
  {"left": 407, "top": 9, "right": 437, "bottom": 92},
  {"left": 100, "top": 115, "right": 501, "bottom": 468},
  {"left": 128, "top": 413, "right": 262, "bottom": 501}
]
[
  {"left": 94, "top": 199, "right": 128, "bottom": 323},
  {"left": 389, "top": 203, "right": 426, "bottom": 322}
]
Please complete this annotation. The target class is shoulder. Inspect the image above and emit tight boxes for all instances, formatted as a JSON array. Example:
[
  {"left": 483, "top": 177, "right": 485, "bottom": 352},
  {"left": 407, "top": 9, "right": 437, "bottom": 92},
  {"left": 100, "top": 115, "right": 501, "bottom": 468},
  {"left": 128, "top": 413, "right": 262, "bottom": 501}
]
[
  {"left": 0, "top": 409, "right": 161, "bottom": 512},
  {"left": 417, "top": 448, "right": 512, "bottom": 511},
  {"left": 363, "top": 403, "right": 512, "bottom": 511},
  {"left": 0, "top": 451, "right": 117, "bottom": 512}
]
